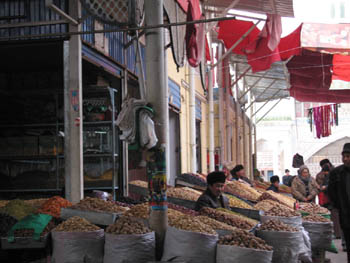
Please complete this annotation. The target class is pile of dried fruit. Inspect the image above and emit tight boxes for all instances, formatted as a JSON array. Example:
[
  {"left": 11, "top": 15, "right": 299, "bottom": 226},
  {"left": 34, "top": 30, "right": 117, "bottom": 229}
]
[
  {"left": 167, "top": 187, "right": 202, "bottom": 201},
  {"left": 254, "top": 199, "right": 293, "bottom": 212},
  {"left": 258, "top": 191, "right": 295, "bottom": 209},
  {"left": 196, "top": 216, "right": 236, "bottom": 231},
  {"left": 167, "top": 203, "right": 199, "bottom": 216},
  {"left": 14, "top": 218, "right": 61, "bottom": 237},
  {"left": 168, "top": 214, "right": 216, "bottom": 235},
  {"left": 124, "top": 203, "right": 149, "bottom": 219},
  {"left": 217, "top": 208, "right": 258, "bottom": 226},
  {"left": 0, "top": 213, "right": 18, "bottom": 237},
  {"left": 200, "top": 207, "right": 256, "bottom": 230},
  {"left": 265, "top": 206, "right": 300, "bottom": 217},
  {"left": 37, "top": 196, "right": 72, "bottom": 218},
  {"left": 225, "top": 181, "right": 261, "bottom": 201},
  {"left": 177, "top": 173, "right": 207, "bottom": 187},
  {"left": 24, "top": 199, "right": 48, "bottom": 210},
  {"left": 129, "top": 180, "right": 148, "bottom": 188},
  {"left": 259, "top": 219, "right": 298, "bottom": 232},
  {"left": 53, "top": 216, "right": 101, "bottom": 232},
  {"left": 0, "top": 199, "right": 36, "bottom": 220},
  {"left": 303, "top": 214, "right": 331, "bottom": 223},
  {"left": 299, "top": 202, "right": 330, "bottom": 215},
  {"left": 227, "top": 195, "right": 254, "bottom": 209},
  {"left": 218, "top": 230, "right": 273, "bottom": 251},
  {"left": 0, "top": 200, "right": 9, "bottom": 208},
  {"left": 106, "top": 216, "right": 152, "bottom": 235},
  {"left": 71, "top": 197, "right": 128, "bottom": 214}
]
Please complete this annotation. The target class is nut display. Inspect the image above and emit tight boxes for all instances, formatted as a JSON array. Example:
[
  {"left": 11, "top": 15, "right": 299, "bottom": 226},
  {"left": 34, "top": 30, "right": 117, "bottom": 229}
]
[
  {"left": 200, "top": 207, "right": 256, "bottom": 230},
  {"left": 106, "top": 216, "right": 152, "bottom": 235},
  {"left": 225, "top": 181, "right": 261, "bottom": 201},
  {"left": 123, "top": 203, "right": 149, "bottom": 219},
  {"left": 167, "top": 203, "right": 199, "bottom": 216},
  {"left": 168, "top": 214, "right": 217, "bottom": 235},
  {"left": 14, "top": 218, "right": 61, "bottom": 237},
  {"left": 0, "top": 199, "right": 36, "bottom": 220},
  {"left": 177, "top": 173, "right": 207, "bottom": 187},
  {"left": 299, "top": 202, "right": 330, "bottom": 215},
  {"left": 0, "top": 213, "right": 18, "bottom": 237},
  {"left": 259, "top": 219, "right": 299, "bottom": 232},
  {"left": 196, "top": 216, "right": 236, "bottom": 231},
  {"left": 24, "top": 199, "right": 49, "bottom": 210},
  {"left": 254, "top": 200, "right": 294, "bottom": 212},
  {"left": 265, "top": 206, "right": 301, "bottom": 217},
  {"left": 217, "top": 208, "right": 259, "bottom": 226},
  {"left": 71, "top": 197, "right": 129, "bottom": 214},
  {"left": 218, "top": 229, "right": 273, "bottom": 251},
  {"left": 129, "top": 180, "right": 148, "bottom": 188},
  {"left": 227, "top": 195, "right": 254, "bottom": 209},
  {"left": 0, "top": 200, "right": 9, "bottom": 208},
  {"left": 167, "top": 187, "right": 202, "bottom": 201},
  {"left": 53, "top": 216, "right": 101, "bottom": 232},
  {"left": 258, "top": 191, "right": 296, "bottom": 209},
  {"left": 115, "top": 196, "right": 146, "bottom": 206},
  {"left": 302, "top": 214, "right": 331, "bottom": 223}
]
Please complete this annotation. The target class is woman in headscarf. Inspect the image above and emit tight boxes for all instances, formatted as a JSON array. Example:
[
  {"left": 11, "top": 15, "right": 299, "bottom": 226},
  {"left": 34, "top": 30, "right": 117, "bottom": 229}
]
[{"left": 291, "top": 165, "right": 319, "bottom": 202}]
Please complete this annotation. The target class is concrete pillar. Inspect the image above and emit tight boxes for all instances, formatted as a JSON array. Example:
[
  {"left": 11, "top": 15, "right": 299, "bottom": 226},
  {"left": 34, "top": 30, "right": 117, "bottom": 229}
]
[
  {"left": 189, "top": 67, "right": 197, "bottom": 173},
  {"left": 63, "top": 1, "right": 83, "bottom": 203}
]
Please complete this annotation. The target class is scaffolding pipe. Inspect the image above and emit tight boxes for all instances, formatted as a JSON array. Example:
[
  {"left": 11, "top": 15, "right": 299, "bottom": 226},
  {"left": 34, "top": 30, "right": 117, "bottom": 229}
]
[
  {"left": 251, "top": 90, "right": 282, "bottom": 118},
  {"left": 244, "top": 79, "right": 277, "bottom": 111},
  {"left": 230, "top": 66, "right": 250, "bottom": 88},
  {"left": 256, "top": 98, "right": 283, "bottom": 124},
  {"left": 238, "top": 71, "right": 269, "bottom": 101}
]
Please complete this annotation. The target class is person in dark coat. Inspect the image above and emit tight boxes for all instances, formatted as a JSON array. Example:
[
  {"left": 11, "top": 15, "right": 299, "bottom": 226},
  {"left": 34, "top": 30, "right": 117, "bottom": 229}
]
[
  {"left": 267, "top": 175, "right": 280, "bottom": 193},
  {"left": 328, "top": 143, "right": 350, "bottom": 261},
  {"left": 230, "top": 164, "right": 253, "bottom": 186},
  {"left": 195, "top": 171, "right": 229, "bottom": 211}
]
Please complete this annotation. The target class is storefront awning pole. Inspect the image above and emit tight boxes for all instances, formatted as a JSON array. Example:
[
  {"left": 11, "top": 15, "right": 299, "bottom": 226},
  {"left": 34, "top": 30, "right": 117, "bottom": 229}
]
[
  {"left": 63, "top": 1, "right": 83, "bottom": 203},
  {"left": 256, "top": 98, "right": 283, "bottom": 124},
  {"left": 145, "top": 0, "right": 168, "bottom": 259},
  {"left": 211, "top": 20, "right": 260, "bottom": 69},
  {"left": 251, "top": 89, "right": 281, "bottom": 118},
  {"left": 230, "top": 66, "right": 250, "bottom": 89},
  {"left": 244, "top": 79, "right": 277, "bottom": 111}
]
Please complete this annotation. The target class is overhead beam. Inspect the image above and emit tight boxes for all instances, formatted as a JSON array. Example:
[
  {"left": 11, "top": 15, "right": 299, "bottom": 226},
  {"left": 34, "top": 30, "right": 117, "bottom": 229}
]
[
  {"left": 0, "top": 20, "right": 67, "bottom": 29},
  {"left": 45, "top": 0, "right": 78, "bottom": 25},
  {"left": 256, "top": 98, "right": 283, "bottom": 124},
  {"left": 251, "top": 89, "right": 281, "bottom": 118},
  {"left": 244, "top": 79, "right": 277, "bottom": 111}
]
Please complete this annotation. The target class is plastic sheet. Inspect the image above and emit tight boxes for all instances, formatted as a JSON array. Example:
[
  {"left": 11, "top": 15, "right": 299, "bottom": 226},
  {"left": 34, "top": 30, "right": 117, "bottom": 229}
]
[
  {"left": 104, "top": 232, "right": 155, "bottom": 263},
  {"left": 256, "top": 230, "right": 303, "bottom": 263},
  {"left": 216, "top": 244, "right": 273, "bottom": 263},
  {"left": 162, "top": 226, "right": 218, "bottom": 263},
  {"left": 51, "top": 230, "right": 104, "bottom": 263},
  {"left": 302, "top": 221, "right": 333, "bottom": 249},
  {"left": 139, "top": 110, "right": 158, "bottom": 149}
]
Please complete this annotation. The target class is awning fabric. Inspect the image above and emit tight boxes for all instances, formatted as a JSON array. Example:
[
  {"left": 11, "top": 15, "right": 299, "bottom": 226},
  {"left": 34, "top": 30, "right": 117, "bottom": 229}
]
[
  {"left": 332, "top": 54, "right": 350, "bottom": 82},
  {"left": 218, "top": 19, "right": 302, "bottom": 72},
  {"left": 287, "top": 49, "right": 350, "bottom": 103}
]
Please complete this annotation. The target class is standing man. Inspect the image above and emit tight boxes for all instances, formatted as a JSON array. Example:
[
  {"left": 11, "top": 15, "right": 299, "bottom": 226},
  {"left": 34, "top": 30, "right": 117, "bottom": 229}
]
[
  {"left": 195, "top": 171, "right": 229, "bottom": 211},
  {"left": 328, "top": 143, "right": 350, "bottom": 262}
]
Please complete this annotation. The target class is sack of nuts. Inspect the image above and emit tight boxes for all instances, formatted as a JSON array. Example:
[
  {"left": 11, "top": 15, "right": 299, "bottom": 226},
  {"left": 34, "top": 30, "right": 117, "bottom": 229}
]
[
  {"left": 216, "top": 230, "right": 273, "bottom": 263},
  {"left": 104, "top": 216, "right": 155, "bottom": 263}
]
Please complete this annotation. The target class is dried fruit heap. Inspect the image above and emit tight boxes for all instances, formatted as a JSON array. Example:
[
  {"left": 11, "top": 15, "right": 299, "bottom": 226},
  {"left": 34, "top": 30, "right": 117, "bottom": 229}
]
[
  {"left": 167, "top": 203, "right": 199, "bottom": 216},
  {"left": 53, "top": 216, "right": 101, "bottom": 232},
  {"left": 129, "top": 180, "right": 148, "bottom": 188},
  {"left": 124, "top": 203, "right": 149, "bottom": 219},
  {"left": 218, "top": 230, "right": 273, "bottom": 251},
  {"left": 195, "top": 216, "right": 236, "bottom": 231},
  {"left": 200, "top": 207, "right": 256, "bottom": 230},
  {"left": 258, "top": 191, "right": 296, "bottom": 209},
  {"left": 225, "top": 181, "right": 261, "bottom": 202},
  {"left": 0, "top": 199, "right": 36, "bottom": 220},
  {"left": 168, "top": 214, "right": 217, "bottom": 235},
  {"left": 71, "top": 197, "right": 128, "bottom": 213},
  {"left": 106, "top": 216, "right": 152, "bottom": 235},
  {"left": 259, "top": 219, "right": 298, "bottom": 232},
  {"left": 227, "top": 195, "right": 254, "bottom": 209},
  {"left": 37, "top": 196, "right": 72, "bottom": 218},
  {"left": 265, "top": 206, "right": 300, "bottom": 217},
  {"left": 303, "top": 214, "right": 331, "bottom": 223},
  {"left": 167, "top": 187, "right": 202, "bottom": 201},
  {"left": 254, "top": 199, "right": 293, "bottom": 212},
  {"left": 299, "top": 202, "right": 329, "bottom": 215}
]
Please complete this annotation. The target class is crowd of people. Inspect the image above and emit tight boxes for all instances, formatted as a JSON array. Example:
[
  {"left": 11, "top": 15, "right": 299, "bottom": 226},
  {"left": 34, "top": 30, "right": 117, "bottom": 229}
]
[{"left": 195, "top": 142, "right": 350, "bottom": 262}]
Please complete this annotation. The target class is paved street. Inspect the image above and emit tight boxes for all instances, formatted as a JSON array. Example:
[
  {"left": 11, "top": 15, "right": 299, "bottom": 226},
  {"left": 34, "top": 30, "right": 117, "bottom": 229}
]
[{"left": 327, "top": 239, "right": 347, "bottom": 263}]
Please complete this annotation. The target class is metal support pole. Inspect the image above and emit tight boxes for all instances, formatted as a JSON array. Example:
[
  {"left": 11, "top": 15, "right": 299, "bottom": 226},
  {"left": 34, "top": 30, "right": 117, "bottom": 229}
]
[
  {"left": 45, "top": 0, "right": 78, "bottom": 25},
  {"left": 256, "top": 98, "right": 283, "bottom": 124},
  {"left": 244, "top": 79, "right": 277, "bottom": 112},
  {"left": 235, "top": 64, "right": 241, "bottom": 164},
  {"left": 218, "top": 44, "right": 225, "bottom": 166},
  {"left": 242, "top": 79, "right": 247, "bottom": 176},
  {"left": 63, "top": 1, "right": 83, "bottom": 203},
  {"left": 145, "top": 0, "right": 167, "bottom": 259},
  {"left": 122, "top": 68, "right": 129, "bottom": 197},
  {"left": 189, "top": 67, "right": 197, "bottom": 173},
  {"left": 208, "top": 66, "right": 215, "bottom": 172},
  {"left": 248, "top": 92, "right": 254, "bottom": 181},
  {"left": 224, "top": 56, "right": 231, "bottom": 163},
  {"left": 251, "top": 90, "right": 281, "bottom": 118},
  {"left": 211, "top": 21, "right": 260, "bottom": 68}
]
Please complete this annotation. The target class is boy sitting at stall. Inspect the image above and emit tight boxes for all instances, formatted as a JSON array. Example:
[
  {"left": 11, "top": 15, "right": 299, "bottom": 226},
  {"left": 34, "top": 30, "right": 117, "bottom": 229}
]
[{"left": 267, "top": 175, "right": 280, "bottom": 193}]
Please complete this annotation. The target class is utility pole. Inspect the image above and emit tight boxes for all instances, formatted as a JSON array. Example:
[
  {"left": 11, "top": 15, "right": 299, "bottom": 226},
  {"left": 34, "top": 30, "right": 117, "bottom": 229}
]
[
  {"left": 64, "top": 1, "right": 83, "bottom": 203},
  {"left": 145, "top": 0, "right": 168, "bottom": 259}
]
